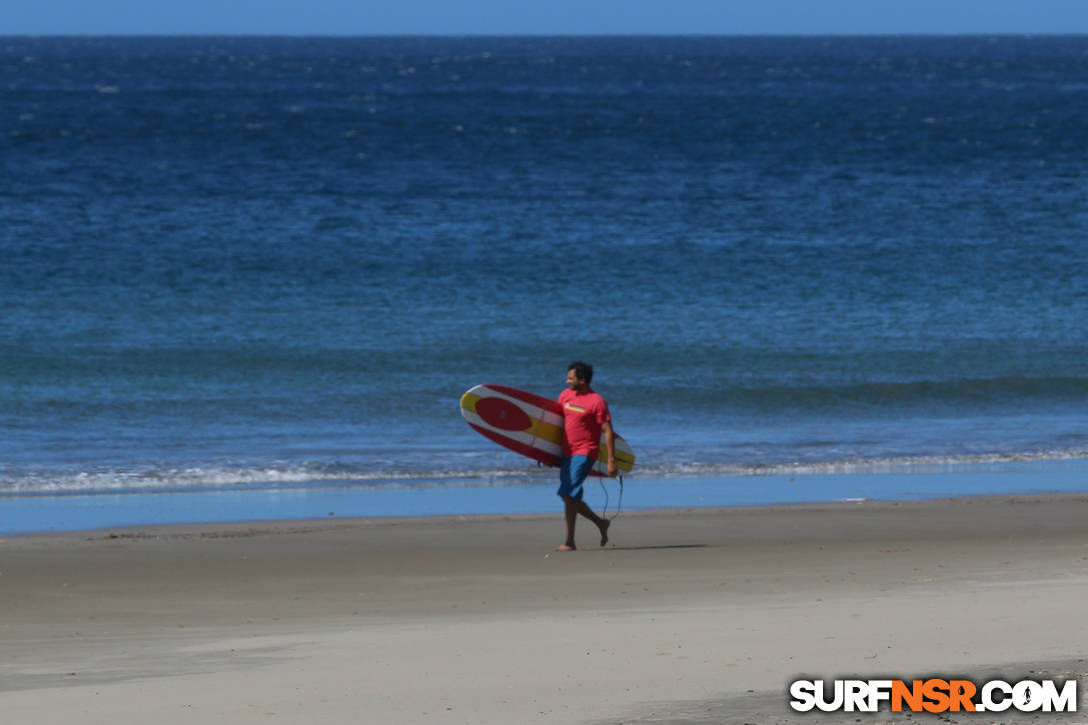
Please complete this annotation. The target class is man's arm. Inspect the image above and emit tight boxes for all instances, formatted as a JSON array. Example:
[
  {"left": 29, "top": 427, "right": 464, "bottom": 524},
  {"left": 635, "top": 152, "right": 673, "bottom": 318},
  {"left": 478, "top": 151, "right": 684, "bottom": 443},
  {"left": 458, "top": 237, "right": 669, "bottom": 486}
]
[{"left": 601, "top": 419, "right": 618, "bottom": 477}]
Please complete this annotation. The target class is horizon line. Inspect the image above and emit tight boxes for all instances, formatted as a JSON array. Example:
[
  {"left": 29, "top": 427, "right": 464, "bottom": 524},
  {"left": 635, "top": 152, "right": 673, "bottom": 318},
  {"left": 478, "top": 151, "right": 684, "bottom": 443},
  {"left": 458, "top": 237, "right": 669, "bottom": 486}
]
[{"left": 3, "top": 31, "right": 1086, "bottom": 39}]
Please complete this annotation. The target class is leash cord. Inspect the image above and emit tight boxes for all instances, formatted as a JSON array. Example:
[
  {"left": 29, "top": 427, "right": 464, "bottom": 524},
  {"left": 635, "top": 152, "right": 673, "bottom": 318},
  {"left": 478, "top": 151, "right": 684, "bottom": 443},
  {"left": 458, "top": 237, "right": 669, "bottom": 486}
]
[{"left": 601, "top": 473, "right": 623, "bottom": 522}]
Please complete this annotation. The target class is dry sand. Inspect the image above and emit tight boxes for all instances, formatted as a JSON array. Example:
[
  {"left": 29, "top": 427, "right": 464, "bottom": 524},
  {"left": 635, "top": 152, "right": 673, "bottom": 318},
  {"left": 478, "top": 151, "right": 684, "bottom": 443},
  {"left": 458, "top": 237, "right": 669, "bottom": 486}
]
[{"left": 2, "top": 494, "right": 1088, "bottom": 724}]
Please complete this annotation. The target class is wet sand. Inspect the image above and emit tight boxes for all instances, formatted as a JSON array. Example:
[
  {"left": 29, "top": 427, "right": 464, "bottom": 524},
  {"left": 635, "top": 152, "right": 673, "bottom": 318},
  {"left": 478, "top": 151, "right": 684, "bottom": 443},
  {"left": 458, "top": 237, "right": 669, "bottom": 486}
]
[{"left": 2, "top": 494, "right": 1088, "bottom": 724}]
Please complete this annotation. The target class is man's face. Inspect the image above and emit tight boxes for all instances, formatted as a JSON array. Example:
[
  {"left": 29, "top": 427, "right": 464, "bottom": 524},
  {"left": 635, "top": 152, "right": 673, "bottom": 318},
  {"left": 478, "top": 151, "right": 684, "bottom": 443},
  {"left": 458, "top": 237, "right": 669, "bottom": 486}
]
[{"left": 566, "top": 369, "right": 585, "bottom": 389}]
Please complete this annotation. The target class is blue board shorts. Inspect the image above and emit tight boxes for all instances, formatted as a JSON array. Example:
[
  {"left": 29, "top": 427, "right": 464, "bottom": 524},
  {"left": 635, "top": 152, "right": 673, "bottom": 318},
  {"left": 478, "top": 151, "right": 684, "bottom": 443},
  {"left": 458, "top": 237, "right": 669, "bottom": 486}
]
[{"left": 557, "top": 455, "right": 595, "bottom": 500}]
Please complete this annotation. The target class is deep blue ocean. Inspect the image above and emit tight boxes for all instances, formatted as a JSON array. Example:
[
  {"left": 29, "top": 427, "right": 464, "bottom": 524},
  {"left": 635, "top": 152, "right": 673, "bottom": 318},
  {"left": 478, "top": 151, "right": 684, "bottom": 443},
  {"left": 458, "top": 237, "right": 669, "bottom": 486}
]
[{"left": 4, "top": 35, "right": 1088, "bottom": 531}]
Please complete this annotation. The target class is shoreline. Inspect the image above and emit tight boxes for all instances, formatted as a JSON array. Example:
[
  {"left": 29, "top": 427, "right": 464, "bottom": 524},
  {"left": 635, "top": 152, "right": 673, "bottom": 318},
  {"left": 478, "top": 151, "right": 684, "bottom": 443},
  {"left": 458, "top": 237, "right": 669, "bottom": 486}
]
[
  {"left": 7, "top": 488, "right": 1088, "bottom": 542},
  {"left": 4, "top": 458, "right": 1088, "bottom": 537},
  {"left": 3, "top": 493, "right": 1088, "bottom": 723}
]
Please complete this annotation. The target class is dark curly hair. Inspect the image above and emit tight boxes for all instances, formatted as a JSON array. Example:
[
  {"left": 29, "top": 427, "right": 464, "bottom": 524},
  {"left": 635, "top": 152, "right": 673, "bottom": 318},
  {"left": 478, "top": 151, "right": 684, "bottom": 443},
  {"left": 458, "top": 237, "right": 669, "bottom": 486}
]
[{"left": 568, "top": 361, "right": 594, "bottom": 385}]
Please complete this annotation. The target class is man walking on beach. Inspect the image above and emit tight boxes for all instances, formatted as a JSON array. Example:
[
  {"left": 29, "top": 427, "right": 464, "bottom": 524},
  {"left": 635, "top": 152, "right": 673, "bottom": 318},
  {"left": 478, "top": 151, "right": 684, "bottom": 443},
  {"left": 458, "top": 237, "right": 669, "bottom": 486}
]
[{"left": 556, "top": 361, "right": 617, "bottom": 551}]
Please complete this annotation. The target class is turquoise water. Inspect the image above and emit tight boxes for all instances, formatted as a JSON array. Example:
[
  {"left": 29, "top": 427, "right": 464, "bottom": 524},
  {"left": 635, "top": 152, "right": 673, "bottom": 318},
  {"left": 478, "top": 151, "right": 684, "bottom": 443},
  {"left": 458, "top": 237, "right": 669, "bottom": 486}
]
[{"left": 3, "top": 461, "right": 1086, "bottom": 536}]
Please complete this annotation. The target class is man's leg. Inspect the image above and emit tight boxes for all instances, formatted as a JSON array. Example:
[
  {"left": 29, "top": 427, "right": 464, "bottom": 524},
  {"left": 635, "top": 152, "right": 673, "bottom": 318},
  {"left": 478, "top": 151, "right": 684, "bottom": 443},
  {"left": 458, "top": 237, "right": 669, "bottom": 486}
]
[
  {"left": 556, "top": 457, "right": 579, "bottom": 551},
  {"left": 560, "top": 495, "right": 579, "bottom": 550},
  {"left": 556, "top": 455, "right": 610, "bottom": 550},
  {"left": 567, "top": 495, "right": 609, "bottom": 549}
]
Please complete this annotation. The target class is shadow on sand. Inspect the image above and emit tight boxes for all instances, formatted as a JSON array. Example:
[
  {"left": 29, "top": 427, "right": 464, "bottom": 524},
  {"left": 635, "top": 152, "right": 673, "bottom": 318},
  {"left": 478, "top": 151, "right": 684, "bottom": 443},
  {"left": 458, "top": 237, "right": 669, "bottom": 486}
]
[{"left": 595, "top": 544, "right": 710, "bottom": 552}]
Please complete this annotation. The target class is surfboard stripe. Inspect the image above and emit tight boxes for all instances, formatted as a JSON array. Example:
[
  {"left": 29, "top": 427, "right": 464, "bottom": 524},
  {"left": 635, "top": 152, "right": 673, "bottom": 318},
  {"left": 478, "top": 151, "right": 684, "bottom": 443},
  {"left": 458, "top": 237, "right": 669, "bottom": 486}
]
[
  {"left": 598, "top": 443, "right": 636, "bottom": 466},
  {"left": 468, "top": 424, "right": 560, "bottom": 468},
  {"left": 538, "top": 408, "right": 563, "bottom": 427},
  {"left": 461, "top": 409, "right": 563, "bottom": 457},
  {"left": 484, "top": 384, "right": 557, "bottom": 411},
  {"left": 467, "top": 385, "right": 564, "bottom": 428},
  {"left": 526, "top": 417, "right": 563, "bottom": 445}
]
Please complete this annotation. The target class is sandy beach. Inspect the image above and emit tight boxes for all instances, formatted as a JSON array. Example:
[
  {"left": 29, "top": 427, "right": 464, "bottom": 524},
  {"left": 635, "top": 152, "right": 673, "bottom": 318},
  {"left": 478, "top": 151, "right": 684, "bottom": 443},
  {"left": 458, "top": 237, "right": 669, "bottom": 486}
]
[{"left": 3, "top": 494, "right": 1088, "bottom": 724}]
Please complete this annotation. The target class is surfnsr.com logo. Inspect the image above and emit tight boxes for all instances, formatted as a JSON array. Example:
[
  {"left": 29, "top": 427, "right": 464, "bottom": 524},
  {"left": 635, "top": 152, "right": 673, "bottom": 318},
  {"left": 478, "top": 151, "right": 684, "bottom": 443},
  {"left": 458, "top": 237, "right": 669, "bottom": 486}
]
[{"left": 789, "top": 678, "right": 1077, "bottom": 713}]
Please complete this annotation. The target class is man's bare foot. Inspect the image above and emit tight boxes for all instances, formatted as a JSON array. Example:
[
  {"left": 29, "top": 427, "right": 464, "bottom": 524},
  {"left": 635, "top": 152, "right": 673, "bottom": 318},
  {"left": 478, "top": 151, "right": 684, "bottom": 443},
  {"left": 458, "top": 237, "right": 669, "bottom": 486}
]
[
  {"left": 599, "top": 519, "right": 610, "bottom": 547},
  {"left": 555, "top": 544, "right": 576, "bottom": 552}
]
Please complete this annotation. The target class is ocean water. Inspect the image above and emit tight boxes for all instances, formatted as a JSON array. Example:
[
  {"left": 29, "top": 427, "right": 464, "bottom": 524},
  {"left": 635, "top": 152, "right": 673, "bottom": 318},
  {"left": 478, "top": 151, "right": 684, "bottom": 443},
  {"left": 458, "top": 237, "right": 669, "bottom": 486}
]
[{"left": 4, "top": 35, "right": 1088, "bottom": 532}]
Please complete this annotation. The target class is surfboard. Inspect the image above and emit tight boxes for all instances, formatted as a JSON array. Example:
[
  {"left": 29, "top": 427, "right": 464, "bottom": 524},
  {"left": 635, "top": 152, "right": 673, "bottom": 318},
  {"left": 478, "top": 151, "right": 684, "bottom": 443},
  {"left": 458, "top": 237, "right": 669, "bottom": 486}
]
[{"left": 459, "top": 383, "right": 635, "bottom": 476}]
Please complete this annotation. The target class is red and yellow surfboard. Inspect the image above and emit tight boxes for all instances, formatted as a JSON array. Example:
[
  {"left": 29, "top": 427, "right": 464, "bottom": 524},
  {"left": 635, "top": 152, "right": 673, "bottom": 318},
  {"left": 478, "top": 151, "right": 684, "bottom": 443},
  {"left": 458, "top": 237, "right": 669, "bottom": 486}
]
[{"left": 460, "top": 384, "right": 635, "bottom": 476}]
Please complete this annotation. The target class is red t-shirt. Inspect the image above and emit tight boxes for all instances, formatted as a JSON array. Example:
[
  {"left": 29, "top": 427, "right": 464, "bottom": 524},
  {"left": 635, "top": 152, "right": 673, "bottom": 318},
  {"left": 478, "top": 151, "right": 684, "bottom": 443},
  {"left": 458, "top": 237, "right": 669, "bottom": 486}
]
[{"left": 558, "top": 387, "right": 611, "bottom": 458}]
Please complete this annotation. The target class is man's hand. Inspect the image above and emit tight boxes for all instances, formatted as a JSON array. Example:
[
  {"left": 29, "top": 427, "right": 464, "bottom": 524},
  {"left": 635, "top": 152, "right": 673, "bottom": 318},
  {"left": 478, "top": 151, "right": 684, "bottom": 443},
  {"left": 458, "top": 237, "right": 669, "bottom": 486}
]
[{"left": 602, "top": 420, "right": 618, "bottom": 477}]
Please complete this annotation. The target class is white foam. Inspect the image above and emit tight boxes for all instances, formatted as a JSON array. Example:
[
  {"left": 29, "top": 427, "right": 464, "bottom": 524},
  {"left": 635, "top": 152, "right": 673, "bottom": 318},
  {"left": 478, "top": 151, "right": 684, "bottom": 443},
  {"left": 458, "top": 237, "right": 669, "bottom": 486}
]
[
  {"left": 4, "top": 449, "right": 1088, "bottom": 496},
  {"left": 634, "top": 449, "right": 1088, "bottom": 478},
  {"left": 0, "top": 463, "right": 556, "bottom": 495}
]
